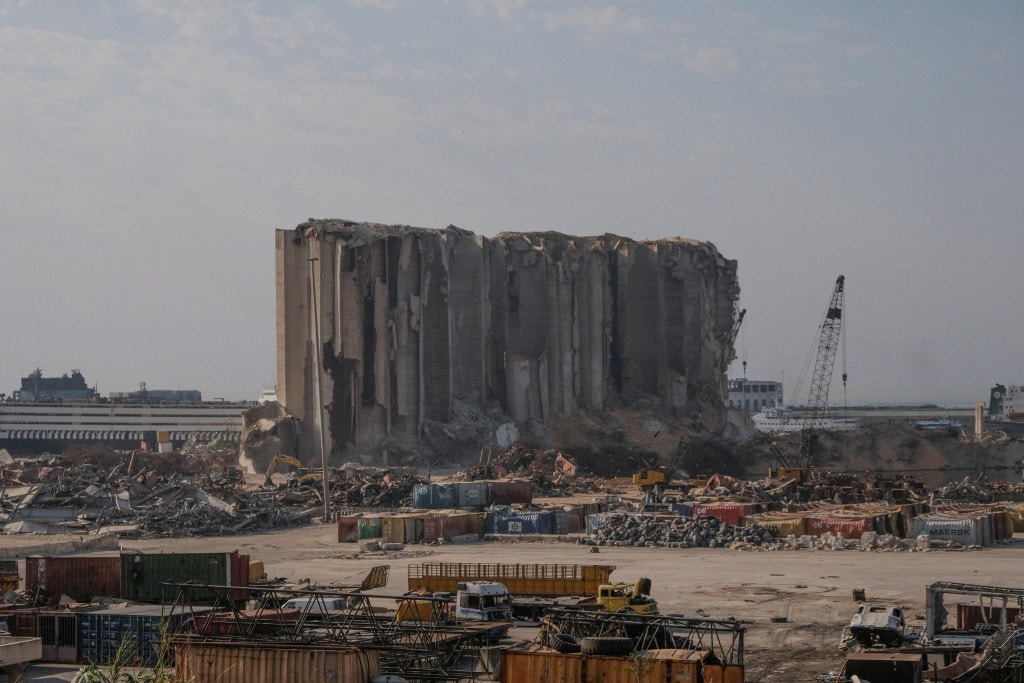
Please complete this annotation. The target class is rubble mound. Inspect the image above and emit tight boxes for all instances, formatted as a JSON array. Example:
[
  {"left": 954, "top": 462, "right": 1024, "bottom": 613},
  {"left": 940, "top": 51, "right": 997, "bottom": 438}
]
[
  {"left": 456, "top": 445, "right": 613, "bottom": 496},
  {"left": 583, "top": 513, "right": 773, "bottom": 549}
]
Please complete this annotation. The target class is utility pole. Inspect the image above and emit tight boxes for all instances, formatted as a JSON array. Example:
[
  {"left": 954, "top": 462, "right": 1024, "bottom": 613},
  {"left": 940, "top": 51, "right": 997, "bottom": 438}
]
[{"left": 308, "top": 257, "right": 331, "bottom": 522}]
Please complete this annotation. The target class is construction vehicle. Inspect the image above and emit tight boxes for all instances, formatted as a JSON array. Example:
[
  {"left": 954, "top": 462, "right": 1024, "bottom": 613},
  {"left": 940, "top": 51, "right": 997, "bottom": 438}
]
[
  {"left": 264, "top": 454, "right": 321, "bottom": 486},
  {"left": 798, "top": 275, "right": 848, "bottom": 468},
  {"left": 597, "top": 577, "right": 658, "bottom": 614},
  {"left": 632, "top": 459, "right": 669, "bottom": 489},
  {"left": 406, "top": 563, "right": 656, "bottom": 620}
]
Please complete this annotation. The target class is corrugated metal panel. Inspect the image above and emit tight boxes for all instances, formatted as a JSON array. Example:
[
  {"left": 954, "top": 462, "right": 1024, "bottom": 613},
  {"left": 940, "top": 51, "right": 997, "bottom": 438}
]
[
  {"left": 0, "top": 607, "right": 46, "bottom": 636},
  {"left": 956, "top": 604, "right": 1021, "bottom": 630},
  {"left": 175, "top": 640, "right": 382, "bottom": 683},
  {"left": 745, "top": 514, "right": 806, "bottom": 537},
  {"left": 501, "top": 648, "right": 583, "bottom": 683},
  {"left": 26, "top": 555, "right": 122, "bottom": 602},
  {"left": 456, "top": 481, "right": 489, "bottom": 508},
  {"left": 425, "top": 512, "right": 470, "bottom": 543},
  {"left": 913, "top": 515, "right": 987, "bottom": 546},
  {"left": 408, "top": 563, "right": 616, "bottom": 596},
  {"left": 121, "top": 552, "right": 243, "bottom": 603},
  {"left": 805, "top": 515, "right": 874, "bottom": 539},
  {"left": 413, "top": 483, "right": 458, "bottom": 509},
  {"left": 693, "top": 503, "right": 756, "bottom": 527},
  {"left": 465, "top": 511, "right": 487, "bottom": 537},
  {"left": 358, "top": 514, "right": 383, "bottom": 539},
  {"left": 487, "top": 479, "right": 533, "bottom": 505},
  {"left": 337, "top": 514, "right": 361, "bottom": 543},
  {"left": 583, "top": 654, "right": 668, "bottom": 682},
  {"left": 403, "top": 514, "right": 426, "bottom": 543},
  {"left": 412, "top": 484, "right": 433, "bottom": 508},
  {"left": 381, "top": 516, "right": 406, "bottom": 544},
  {"left": 702, "top": 664, "right": 744, "bottom": 683},
  {"left": 487, "top": 512, "right": 553, "bottom": 535}
]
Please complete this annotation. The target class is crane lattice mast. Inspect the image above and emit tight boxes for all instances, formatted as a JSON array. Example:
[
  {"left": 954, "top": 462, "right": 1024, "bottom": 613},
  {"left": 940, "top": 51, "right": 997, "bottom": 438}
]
[{"left": 799, "top": 275, "right": 846, "bottom": 467}]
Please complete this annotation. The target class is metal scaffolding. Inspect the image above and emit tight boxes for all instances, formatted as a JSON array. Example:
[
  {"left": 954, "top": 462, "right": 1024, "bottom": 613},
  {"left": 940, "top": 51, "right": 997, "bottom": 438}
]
[{"left": 163, "top": 582, "right": 507, "bottom": 681}]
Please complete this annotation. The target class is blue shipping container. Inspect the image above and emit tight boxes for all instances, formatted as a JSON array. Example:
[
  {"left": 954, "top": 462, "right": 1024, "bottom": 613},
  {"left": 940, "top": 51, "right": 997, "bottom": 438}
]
[
  {"left": 412, "top": 483, "right": 457, "bottom": 509},
  {"left": 456, "top": 482, "right": 489, "bottom": 508},
  {"left": 487, "top": 512, "right": 552, "bottom": 535}
]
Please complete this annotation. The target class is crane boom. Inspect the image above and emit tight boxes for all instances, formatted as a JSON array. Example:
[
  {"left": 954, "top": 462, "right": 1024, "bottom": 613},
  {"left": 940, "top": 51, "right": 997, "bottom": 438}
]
[{"left": 799, "top": 275, "right": 846, "bottom": 467}]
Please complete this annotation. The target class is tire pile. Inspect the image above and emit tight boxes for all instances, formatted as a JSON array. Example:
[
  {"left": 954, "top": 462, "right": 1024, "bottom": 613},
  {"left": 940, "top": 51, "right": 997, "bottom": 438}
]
[{"left": 580, "top": 513, "right": 774, "bottom": 549}]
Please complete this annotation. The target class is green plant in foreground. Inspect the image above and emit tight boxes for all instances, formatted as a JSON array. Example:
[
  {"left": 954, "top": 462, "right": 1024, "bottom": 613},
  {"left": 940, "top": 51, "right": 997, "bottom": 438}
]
[{"left": 72, "top": 623, "right": 189, "bottom": 683}]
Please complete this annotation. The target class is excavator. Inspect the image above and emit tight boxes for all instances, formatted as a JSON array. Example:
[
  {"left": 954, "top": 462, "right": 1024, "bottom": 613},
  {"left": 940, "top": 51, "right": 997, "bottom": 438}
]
[{"left": 264, "top": 455, "right": 322, "bottom": 487}]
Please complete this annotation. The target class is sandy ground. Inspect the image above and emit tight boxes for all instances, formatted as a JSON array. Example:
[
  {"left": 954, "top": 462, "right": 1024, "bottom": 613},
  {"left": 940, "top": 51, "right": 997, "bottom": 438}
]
[{"left": 6, "top": 525, "right": 1022, "bottom": 682}]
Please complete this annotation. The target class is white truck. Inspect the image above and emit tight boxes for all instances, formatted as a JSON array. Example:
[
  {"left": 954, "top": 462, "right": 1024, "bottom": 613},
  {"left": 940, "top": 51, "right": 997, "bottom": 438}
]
[{"left": 396, "top": 581, "right": 512, "bottom": 641}]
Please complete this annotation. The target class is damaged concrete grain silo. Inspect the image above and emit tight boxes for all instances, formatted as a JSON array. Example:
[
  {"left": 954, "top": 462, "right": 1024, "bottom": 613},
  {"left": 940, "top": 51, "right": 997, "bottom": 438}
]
[{"left": 276, "top": 220, "right": 740, "bottom": 464}]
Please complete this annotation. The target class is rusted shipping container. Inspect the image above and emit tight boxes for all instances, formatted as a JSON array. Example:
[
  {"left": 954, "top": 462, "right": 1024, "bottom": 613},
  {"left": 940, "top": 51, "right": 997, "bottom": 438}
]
[
  {"left": 424, "top": 513, "right": 470, "bottom": 543},
  {"left": 26, "top": 555, "right": 122, "bottom": 603},
  {"left": 174, "top": 639, "right": 382, "bottom": 683},
  {"left": 0, "top": 606, "right": 47, "bottom": 637},
  {"left": 692, "top": 503, "right": 757, "bottom": 527},
  {"left": 500, "top": 646, "right": 583, "bottom": 682},
  {"left": 703, "top": 664, "right": 744, "bottom": 682},
  {"left": 500, "top": 646, "right": 709, "bottom": 683},
  {"left": 487, "top": 479, "right": 534, "bottom": 505},
  {"left": 805, "top": 515, "right": 874, "bottom": 539},
  {"left": 956, "top": 603, "right": 1021, "bottom": 630},
  {"left": 336, "top": 513, "right": 361, "bottom": 543},
  {"left": 408, "top": 562, "right": 616, "bottom": 596}
]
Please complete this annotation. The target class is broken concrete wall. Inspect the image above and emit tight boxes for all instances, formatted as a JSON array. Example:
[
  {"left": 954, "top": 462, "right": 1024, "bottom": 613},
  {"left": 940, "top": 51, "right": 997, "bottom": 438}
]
[{"left": 277, "top": 221, "right": 740, "bottom": 463}]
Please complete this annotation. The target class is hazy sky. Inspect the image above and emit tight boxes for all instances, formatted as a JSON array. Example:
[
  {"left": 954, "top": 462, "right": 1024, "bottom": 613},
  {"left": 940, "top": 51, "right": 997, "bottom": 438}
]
[{"left": 2, "top": 1, "right": 1021, "bottom": 407}]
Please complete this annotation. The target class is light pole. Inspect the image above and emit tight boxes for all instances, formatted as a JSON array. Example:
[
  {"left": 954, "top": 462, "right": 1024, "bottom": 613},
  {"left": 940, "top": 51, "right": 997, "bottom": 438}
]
[{"left": 308, "top": 257, "right": 331, "bottom": 522}]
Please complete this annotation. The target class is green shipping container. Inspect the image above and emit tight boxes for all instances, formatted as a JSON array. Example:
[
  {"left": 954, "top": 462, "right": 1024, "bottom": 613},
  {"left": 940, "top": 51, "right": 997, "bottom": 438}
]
[{"left": 121, "top": 552, "right": 247, "bottom": 604}]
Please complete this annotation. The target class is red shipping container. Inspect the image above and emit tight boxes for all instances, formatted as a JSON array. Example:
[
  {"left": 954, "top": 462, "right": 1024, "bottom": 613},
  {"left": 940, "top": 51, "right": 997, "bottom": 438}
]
[
  {"left": 692, "top": 503, "right": 756, "bottom": 527},
  {"left": 337, "top": 514, "right": 362, "bottom": 543},
  {"left": 443, "top": 513, "right": 470, "bottom": 540},
  {"left": 805, "top": 515, "right": 874, "bottom": 540},
  {"left": 424, "top": 513, "right": 470, "bottom": 543},
  {"left": 26, "top": 555, "right": 121, "bottom": 602},
  {"left": 487, "top": 479, "right": 533, "bottom": 505},
  {"left": 0, "top": 607, "right": 47, "bottom": 636}
]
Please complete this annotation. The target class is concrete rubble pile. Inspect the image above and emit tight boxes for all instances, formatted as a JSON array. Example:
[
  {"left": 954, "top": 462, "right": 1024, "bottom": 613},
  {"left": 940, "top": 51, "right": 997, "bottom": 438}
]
[{"left": 581, "top": 513, "right": 774, "bottom": 549}]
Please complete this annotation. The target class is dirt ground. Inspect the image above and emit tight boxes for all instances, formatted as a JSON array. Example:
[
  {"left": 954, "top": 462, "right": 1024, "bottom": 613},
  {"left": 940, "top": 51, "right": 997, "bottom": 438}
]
[{"left": 5, "top": 526, "right": 986, "bottom": 681}]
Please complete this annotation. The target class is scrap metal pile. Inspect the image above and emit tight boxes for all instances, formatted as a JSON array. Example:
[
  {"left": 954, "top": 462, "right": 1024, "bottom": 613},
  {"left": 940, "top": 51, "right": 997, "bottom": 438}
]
[
  {"left": 457, "top": 445, "right": 610, "bottom": 496},
  {"left": 0, "top": 448, "right": 429, "bottom": 538}
]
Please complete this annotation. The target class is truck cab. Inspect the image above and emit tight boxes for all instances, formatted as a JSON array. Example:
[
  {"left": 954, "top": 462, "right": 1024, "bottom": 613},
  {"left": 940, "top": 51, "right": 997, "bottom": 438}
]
[
  {"left": 454, "top": 581, "right": 512, "bottom": 641},
  {"left": 598, "top": 578, "right": 659, "bottom": 615},
  {"left": 845, "top": 604, "right": 907, "bottom": 648}
]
